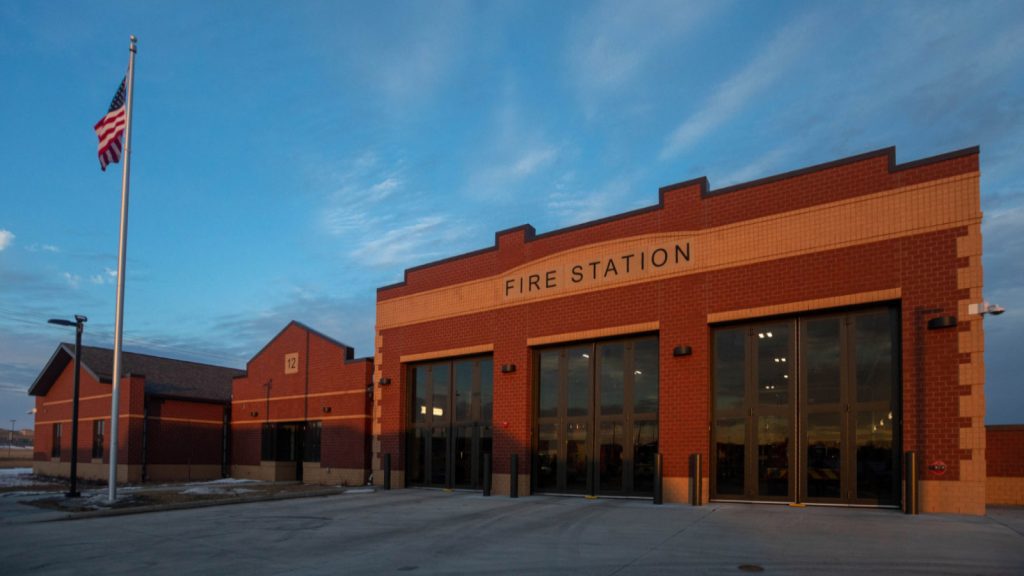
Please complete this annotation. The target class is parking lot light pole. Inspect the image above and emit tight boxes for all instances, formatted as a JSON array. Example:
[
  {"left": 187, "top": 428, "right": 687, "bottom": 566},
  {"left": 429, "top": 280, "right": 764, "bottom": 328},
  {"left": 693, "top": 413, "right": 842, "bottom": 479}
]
[{"left": 48, "top": 315, "right": 87, "bottom": 498}]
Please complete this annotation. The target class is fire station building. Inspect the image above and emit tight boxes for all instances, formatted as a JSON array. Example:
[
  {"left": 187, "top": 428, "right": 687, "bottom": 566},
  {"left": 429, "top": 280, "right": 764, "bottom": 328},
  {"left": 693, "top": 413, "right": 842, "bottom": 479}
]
[
  {"left": 372, "top": 146, "right": 991, "bottom": 515},
  {"left": 29, "top": 344, "right": 242, "bottom": 482},
  {"left": 230, "top": 321, "right": 373, "bottom": 485}
]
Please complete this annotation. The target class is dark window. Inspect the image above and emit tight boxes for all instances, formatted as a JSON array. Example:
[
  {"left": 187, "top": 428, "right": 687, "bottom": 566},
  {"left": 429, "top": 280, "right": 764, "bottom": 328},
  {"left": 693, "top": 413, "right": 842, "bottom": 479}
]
[
  {"left": 92, "top": 420, "right": 104, "bottom": 459},
  {"left": 51, "top": 423, "right": 62, "bottom": 458},
  {"left": 261, "top": 424, "right": 274, "bottom": 460},
  {"left": 304, "top": 422, "right": 322, "bottom": 462}
]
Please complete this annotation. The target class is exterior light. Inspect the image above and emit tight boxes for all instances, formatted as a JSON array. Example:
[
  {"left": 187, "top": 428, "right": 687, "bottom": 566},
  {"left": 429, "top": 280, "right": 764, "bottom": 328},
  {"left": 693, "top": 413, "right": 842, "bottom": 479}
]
[
  {"left": 48, "top": 314, "right": 87, "bottom": 498},
  {"left": 969, "top": 301, "right": 1005, "bottom": 316}
]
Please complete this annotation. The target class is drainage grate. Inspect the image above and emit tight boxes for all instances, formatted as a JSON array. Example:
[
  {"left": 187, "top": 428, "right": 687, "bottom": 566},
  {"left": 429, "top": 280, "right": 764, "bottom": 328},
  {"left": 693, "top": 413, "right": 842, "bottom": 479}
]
[{"left": 738, "top": 565, "right": 765, "bottom": 572}]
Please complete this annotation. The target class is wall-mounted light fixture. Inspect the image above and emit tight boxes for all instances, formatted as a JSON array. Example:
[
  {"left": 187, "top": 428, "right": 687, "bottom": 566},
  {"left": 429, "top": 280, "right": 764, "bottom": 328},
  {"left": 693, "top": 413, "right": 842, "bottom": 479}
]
[
  {"left": 501, "top": 363, "right": 516, "bottom": 373},
  {"left": 322, "top": 406, "right": 332, "bottom": 414},
  {"left": 249, "top": 410, "right": 258, "bottom": 417},
  {"left": 673, "top": 345, "right": 692, "bottom": 357},
  {"left": 379, "top": 377, "right": 392, "bottom": 386},
  {"left": 927, "top": 316, "right": 958, "bottom": 330},
  {"left": 969, "top": 301, "right": 1006, "bottom": 316}
]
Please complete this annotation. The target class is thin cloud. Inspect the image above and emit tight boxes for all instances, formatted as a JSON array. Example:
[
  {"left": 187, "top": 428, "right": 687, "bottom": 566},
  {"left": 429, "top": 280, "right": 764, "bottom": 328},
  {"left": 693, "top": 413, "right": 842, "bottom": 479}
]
[
  {"left": 659, "top": 14, "right": 817, "bottom": 161},
  {"left": 62, "top": 272, "right": 80, "bottom": 289},
  {"left": 567, "top": 0, "right": 720, "bottom": 115},
  {"left": 351, "top": 216, "right": 459, "bottom": 268},
  {"left": 471, "top": 144, "right": 560, "bottom": 191},
  {"left": 332, "top": 1, "right": 469, "bottom": 109},
  {"left": 463, "top": 88, "right": 563, "bottom": 201},
  {"left": 546, "top": 174, "right": 643, "bottom": 228},
  {"left": 208, "top": 289, "right": 378, "bottom": 359},
  {"left": 25, "top": 243, "right": 59, "bottom": 253},
  {"left": 717, "top": 146, "right": 796, "bottom": 189},
  {"left": 0, "top": 229, "right": 13, "bottom": 251},
  {"left": 319, "top": 153, "right": 405, "bottom": 236}
]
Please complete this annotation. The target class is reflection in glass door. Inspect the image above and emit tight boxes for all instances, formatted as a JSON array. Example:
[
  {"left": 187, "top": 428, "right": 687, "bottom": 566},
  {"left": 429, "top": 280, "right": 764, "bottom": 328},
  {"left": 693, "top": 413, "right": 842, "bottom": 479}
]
[
  {"left": 408, "top": 357, "right": 493, "bottom": 489},
  {"left": 534, "top": 336, "right": 658, "bottom": 497},
  {"left": 712, "top": 307, "right": 900, "bottom": 506},
  {"left": 711, "top": 324, "right": 794, "bottom": 501},
  {"left": 800, "top": 310, "right": 899, "bottom": 504}
]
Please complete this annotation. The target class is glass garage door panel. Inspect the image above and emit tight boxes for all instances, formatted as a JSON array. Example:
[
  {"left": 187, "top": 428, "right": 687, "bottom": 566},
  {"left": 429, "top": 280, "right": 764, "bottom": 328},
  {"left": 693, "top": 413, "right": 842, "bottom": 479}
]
[
  {"left": 565, "top": 422, "right": 589, "bottom": 493},
  {"left": 850, "top": 310, "right": 898, "bottom": 505},
  {"left": 599, "top": 421, "right": 624, "bottom": 492},
  {"left": 534, "top": 336, "right": 659, "bottom": 497},
  {"left": 713, "top": 308, "right": 900, "bottom": 506},
  {"left": 430, "top": 427, "right": 447, "bottom": 485},
  {"left": 715, "top": 417, "right": 746, "bottom": 496},
  {"left": 408, "top": 357, "right": 493, "bottom": 489},
  {"left": 856, "top": 410, "right": 894, "bottom": 501},
  {"left": 536, "top": 422, "right": 559, "bottom": 491},
  {"left": 633, "top": 420, "right": 658, "bottom": 494},
  {"left": 806, "top": 412, "right": 841, "bottom": 499},
  {"left": 802, "top": 317, "right": 843, "bottom": 502},
  {"left": 757, "top": 416, "right": 789, "bottom": 497}
]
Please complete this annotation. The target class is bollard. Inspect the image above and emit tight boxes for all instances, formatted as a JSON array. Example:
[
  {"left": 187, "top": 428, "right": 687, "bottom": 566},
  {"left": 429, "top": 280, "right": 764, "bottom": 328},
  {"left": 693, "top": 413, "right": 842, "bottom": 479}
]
[
  {"left": 384, "top": 453, "right": 391, "bottom": 491},
  {"left": 510, "top": 454, "right": 519, "bottom": 498},
  {"left": 690, "top": 453, "right": 703, "bottom": 506},
  {"left": 653, "top": 453, "right": 663, "bottom": 505},
  {"left": 483, "top": 453, "right": 492, "bottom": 497},
  {"left": 904, "top": 451, "right": 918, "bottom": 515}
]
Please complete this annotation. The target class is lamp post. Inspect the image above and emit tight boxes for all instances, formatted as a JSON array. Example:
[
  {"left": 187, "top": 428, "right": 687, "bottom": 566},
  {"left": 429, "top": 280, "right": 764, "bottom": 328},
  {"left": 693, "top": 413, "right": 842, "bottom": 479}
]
[
  {"left": 48, "top": 314, "right": 87, "bottom": 498},
  {"left": 7, "top": 419, "right": 13, "bottom": 457}
]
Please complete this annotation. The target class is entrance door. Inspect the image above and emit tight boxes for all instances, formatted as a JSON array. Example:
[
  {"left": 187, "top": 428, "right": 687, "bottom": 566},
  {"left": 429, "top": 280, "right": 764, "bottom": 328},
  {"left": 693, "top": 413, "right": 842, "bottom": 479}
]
[
  {"left": 534, "top": 336, "right": 659, "bottom": 497},
  {"left": 260, "top": 422, "right": 305, "bottom": 481},
  {"left": 801, "top": 310, "right": 900, "bottom": 504},
  {"left": 407, "top": 357, "right": 493, "bottom": 489},
  {"left": 711, "top": 307, "right": 900, "bottom": 506}
]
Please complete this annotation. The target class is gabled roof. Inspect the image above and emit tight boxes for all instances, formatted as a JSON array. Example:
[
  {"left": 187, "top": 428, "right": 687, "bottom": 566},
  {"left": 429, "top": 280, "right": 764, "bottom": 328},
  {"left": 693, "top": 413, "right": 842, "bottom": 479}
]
[
  {"left": 28, "top": 344, "right": 244, "bottom": 403},
  {"left": 244, "top": 320, "right": 357, "bottom": 368}
]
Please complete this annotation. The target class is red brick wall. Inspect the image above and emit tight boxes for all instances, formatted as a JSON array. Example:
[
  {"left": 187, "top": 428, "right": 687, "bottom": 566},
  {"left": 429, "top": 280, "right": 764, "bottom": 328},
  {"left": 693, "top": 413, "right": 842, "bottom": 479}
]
[
  {"left": 145, "top": 398, "right": 226, "bottom": 468},
  {"left": 232, "top": 322, "right": 372, "bottom": 471},
  {"left": 32, "top": 361, "right": 145, "bottom": 467},
  {"left": 988, "top": 426, "right": 1024, "bottom": 478},
  {"left": 381, "top": 148, "right": 978, "bottom": 299},
  {"left": 376, "top": 147, "right": 978, "bottom": 490}
]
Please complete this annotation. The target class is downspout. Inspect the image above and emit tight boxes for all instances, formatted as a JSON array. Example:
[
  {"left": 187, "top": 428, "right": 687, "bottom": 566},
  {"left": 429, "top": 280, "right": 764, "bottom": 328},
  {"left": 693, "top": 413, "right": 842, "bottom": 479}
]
[
  {"left": 303, "top": 331, "right": 310, "bottom": 477},
  {"left": 222, "top": 403, "right": 230, "bottom": 478},
  {"left": 141, "top": 400, "right": 148, "bottom": 482}
]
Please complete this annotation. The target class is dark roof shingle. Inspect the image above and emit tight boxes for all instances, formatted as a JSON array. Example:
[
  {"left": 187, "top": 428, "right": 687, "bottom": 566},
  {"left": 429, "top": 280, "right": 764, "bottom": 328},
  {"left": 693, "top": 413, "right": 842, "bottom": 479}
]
[{"left": 28, "top": 344, "right": 243, "bottom": 403}]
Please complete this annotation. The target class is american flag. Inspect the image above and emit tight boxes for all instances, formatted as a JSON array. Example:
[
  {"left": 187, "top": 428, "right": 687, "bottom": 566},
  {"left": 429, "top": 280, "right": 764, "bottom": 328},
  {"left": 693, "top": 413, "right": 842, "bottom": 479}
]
[{"left": 94, "top": 78, "right": 127, "bottom": 171}]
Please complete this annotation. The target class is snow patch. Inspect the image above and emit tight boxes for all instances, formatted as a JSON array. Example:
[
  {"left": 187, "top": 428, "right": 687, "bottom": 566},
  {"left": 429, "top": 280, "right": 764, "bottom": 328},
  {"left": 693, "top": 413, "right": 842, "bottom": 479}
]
[
  {"left": 180, "top": 486, "right": 256, "bottom": 496},
  {"left": 0, "top": 468, "right": 37, "bottom": 488}
]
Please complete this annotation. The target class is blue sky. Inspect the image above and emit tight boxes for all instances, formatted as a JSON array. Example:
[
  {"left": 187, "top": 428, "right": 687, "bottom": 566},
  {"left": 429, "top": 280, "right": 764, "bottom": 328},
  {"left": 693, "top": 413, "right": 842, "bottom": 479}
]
[{"left": 1, "top": 0, "right": 1022, "bottom": 431}]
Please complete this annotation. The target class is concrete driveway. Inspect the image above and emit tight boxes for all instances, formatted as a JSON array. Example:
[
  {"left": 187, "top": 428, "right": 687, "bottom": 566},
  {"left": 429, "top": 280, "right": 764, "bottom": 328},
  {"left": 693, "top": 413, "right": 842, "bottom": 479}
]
[{"left": 2, "top": 489, "right": 1022, "bottom": 575}]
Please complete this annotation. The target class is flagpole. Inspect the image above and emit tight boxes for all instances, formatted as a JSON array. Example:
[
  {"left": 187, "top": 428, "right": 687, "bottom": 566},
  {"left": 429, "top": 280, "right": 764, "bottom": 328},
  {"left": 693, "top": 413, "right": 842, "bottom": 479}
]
[{"left": 108, "top": 34, "right": 137, "bottom": 503}]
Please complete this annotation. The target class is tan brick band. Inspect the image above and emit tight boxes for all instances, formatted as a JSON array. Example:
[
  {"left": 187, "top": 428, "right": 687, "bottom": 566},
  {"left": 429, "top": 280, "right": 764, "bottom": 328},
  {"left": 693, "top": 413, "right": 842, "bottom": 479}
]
[
  {"left": 526, "top": 322, "right": 660, "bottom": 347},
  {"left": 987, "top": 477, "right": 1024, "bottom": 505},
  {"left": 707, "top": 289, "right": 902, "bottom": 324},
  {"left": 399, "top": 344, "right": 495, "bottom": 363},
  {"left": 232, "top": 389, "right": 366, "bottom": 404},
  {"left": 379, "top": 174, "right": 980, "bottom": 330}
]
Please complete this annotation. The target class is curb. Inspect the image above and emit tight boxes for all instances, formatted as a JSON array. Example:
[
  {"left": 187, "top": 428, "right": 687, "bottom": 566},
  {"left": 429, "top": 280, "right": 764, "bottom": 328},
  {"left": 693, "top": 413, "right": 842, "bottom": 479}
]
[{"left": 49, "top": 486, "right": 373, "bottom": 522}]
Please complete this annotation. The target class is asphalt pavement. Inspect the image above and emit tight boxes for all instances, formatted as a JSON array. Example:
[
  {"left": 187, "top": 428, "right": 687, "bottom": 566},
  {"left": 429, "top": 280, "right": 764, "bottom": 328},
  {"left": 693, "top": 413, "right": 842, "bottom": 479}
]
[{"left": 1, "top": 488, "right": 1022, "bottom": 575}]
